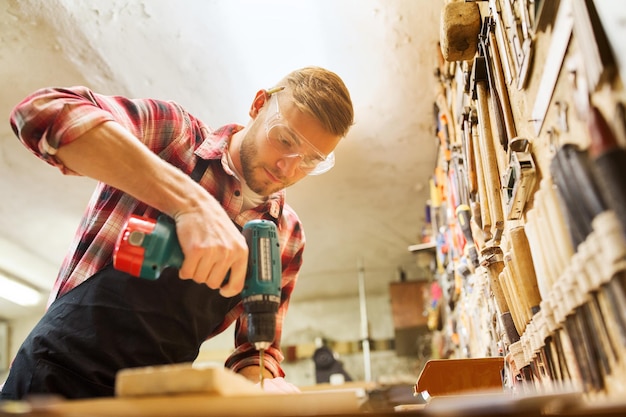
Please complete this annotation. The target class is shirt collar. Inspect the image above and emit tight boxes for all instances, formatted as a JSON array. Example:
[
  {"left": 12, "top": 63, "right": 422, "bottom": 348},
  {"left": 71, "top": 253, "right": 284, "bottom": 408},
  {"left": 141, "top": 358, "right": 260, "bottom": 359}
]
[
  {"left": 194, "top": 124, "right": 285, "bottom": 221},
  {"left": 194, "top": 124, "right": 242, "bottom": 160}
]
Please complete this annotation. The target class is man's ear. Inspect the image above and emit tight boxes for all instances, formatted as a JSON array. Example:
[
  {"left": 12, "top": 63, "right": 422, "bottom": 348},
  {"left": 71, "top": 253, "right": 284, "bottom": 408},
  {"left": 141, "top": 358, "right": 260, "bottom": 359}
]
[{"left": 249, "top": 89, "right": 269, "bottom": 118}]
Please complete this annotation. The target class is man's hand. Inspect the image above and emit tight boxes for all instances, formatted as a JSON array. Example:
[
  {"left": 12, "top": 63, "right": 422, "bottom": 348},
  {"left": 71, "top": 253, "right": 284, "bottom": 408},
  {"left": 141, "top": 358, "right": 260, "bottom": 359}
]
[
  {"left": 238, "top": 366, "right": 300, "bottom": 393},
  {"left": 256, "top": 377, "right": 301, "bottom": 393},
  {"left": 174, "top": 207, "right": 248, "bottom": 298}
]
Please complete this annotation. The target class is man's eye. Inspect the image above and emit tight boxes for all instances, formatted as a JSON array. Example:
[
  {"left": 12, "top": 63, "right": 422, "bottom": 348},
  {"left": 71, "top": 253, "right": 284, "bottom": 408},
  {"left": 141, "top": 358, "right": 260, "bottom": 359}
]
[{"left": 277, "top": 135, "right": 297, "bottom": 151}]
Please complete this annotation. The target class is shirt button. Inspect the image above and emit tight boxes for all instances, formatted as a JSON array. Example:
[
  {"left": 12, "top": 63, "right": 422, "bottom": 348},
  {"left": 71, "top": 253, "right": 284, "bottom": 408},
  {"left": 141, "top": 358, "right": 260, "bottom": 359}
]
[
  {"left": 234, "top": 190, "right": 241, "bottom": 197},
  {"left": 270, "top": 201, "right": 280, "bottom": 218}
]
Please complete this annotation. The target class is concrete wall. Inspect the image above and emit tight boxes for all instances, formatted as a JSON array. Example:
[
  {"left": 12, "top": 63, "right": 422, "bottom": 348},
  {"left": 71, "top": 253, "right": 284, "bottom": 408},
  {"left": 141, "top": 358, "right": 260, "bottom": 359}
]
[{"left": 0, "top": 313, "right": 41, "bottom": 385}]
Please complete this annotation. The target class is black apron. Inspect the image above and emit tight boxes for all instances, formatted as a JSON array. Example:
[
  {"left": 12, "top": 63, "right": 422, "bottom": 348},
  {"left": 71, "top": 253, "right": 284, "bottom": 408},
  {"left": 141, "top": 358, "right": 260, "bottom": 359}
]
[
  {"left": 0, "top": 264, "right": 241, "bottom": 399},
  {"left": 1, "top": 157, "right": 243, "bottom": 400}
]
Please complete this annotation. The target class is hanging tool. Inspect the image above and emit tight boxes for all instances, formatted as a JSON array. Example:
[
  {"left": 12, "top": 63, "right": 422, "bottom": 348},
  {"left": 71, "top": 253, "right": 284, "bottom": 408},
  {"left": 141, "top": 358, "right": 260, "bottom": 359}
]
[
  {"left": 588, "top": 104, "right": 626, "bottom": 237},
  {"left": 439, "top": 1, "right": 481, "bottom": 62},
  {"left": 502, "top": 138, "right": 537, "bottom": 220},
  {"left": 456, "top": 204, "right": 479, "bottom": 269},
  {"left": 530, "top": 0, "right": 574, "bottom": 135},
  {"left": 470, "top": 55, "right": 505, "bottom": 244},
  {"left": 571, "top": 0, "right": 616, "bottom": 92},
  {"left": 587, "top": 104, "right": 626, "bottom": 362},
  {"left": 498, "top": 0, "right": 534, "bottom": 90},
  {"left": 113, "top": 214, "right": 282, "bottom": 388},
  {"left": 480, "top": 15, "right": 518, "bottom": 150},
  {"left": 504, "top": 226, "right": 542, "bottom": 330},
  {"left": 549, "top": 144, "right": 626, "bottom": 393}
]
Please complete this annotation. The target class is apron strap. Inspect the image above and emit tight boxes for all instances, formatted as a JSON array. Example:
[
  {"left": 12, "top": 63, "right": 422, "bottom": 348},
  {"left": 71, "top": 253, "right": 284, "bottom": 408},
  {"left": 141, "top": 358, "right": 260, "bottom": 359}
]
[{"left": 190, "top": 156, "right": 211, "bottom": 183}]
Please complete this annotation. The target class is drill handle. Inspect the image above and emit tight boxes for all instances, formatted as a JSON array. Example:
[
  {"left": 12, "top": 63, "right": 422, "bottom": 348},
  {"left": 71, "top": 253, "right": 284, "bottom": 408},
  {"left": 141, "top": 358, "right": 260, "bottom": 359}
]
[{"left": 113, "top": 214, "right": 184, "bottom": 280}]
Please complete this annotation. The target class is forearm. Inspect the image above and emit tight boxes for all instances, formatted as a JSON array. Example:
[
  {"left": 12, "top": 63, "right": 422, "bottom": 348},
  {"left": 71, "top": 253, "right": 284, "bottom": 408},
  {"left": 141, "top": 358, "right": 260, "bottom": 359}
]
[{"left": 55, "top": 121, "right": 211, "bottom": 218}]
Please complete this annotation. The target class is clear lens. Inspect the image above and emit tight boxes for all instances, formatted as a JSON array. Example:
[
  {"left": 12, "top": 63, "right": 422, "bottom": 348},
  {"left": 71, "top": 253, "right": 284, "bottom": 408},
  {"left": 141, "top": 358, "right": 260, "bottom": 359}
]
[
  {"left": 264, "top": 93, "right": 334, "bottom": 175},
  {"left": 307, "top": 151, "right": 335, "bottom": 175},
  {"left": 267, "top": 125, "right": 304, "bottom": 154}
]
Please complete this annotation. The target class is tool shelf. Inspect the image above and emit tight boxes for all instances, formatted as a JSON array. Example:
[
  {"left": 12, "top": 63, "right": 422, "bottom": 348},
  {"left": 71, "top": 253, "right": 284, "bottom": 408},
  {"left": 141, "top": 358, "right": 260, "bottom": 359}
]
[{"left": 421, "top": 0, "right": 626, "bottom": 403}]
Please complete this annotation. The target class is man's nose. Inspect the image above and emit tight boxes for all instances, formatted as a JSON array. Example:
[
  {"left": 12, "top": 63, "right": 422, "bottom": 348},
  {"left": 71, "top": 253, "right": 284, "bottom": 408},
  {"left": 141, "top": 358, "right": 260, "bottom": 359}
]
[{"left": 276, "top": 155, "right": 301, "bottom": 177}]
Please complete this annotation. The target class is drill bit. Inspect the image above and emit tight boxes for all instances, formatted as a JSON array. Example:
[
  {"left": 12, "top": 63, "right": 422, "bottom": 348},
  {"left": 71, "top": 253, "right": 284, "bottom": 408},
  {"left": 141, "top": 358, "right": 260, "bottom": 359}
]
[{"left": 259, "top": 348, "right": 265, "bottom": 389}]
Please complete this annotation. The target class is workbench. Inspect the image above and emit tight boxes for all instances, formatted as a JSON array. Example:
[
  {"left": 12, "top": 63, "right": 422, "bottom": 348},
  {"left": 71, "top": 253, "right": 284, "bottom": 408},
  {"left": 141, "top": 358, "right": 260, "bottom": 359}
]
[
  {"left": 2, "top": 389, "right": 626, "bottom": 417},
  {"left": 1, "top": 363, "right": 626, "bottom": 417}
]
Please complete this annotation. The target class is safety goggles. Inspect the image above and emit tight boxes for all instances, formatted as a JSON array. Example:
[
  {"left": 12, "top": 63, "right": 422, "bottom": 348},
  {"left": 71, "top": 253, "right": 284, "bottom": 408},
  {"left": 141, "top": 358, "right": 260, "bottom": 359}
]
[{"left": 264, "top": 90, "right": 335, "bottom": 175}]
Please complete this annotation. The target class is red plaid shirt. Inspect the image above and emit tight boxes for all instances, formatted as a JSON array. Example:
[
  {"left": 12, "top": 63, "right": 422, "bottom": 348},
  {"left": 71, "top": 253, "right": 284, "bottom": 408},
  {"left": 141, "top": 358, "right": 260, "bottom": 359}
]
[{"left": 10, "top": 86, "right": 305, "bottom": 377}]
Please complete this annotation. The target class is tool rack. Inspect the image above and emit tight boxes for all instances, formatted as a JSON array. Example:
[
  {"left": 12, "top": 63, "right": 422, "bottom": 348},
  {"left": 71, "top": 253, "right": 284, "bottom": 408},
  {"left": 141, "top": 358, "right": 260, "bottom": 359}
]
[{"left": 425, "top": 0, "right": 626, "bottom": 402}]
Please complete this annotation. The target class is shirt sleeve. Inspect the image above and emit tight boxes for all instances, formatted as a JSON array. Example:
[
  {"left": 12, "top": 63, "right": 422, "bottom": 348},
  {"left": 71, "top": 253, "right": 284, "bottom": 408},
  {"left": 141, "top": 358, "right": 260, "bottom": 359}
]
[
  {"left": 224, "top": 214, "right": 305, "bottom": 378},
  {"left": 9, "top": 86, "right": 188, "bottom": 175}
]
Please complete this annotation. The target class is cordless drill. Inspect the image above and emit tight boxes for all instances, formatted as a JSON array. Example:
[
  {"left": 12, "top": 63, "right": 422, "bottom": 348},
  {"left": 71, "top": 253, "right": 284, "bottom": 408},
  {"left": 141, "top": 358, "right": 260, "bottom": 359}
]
[{"left": 112, "top": 214, "right": 282, "bottom": 384}]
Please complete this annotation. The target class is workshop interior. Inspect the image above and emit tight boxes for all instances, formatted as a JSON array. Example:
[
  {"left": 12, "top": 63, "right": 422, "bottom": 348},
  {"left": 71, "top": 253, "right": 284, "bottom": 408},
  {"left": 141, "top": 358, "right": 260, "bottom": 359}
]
[{"left": 1, "top": 0, "right": 626, "bottom": 416}]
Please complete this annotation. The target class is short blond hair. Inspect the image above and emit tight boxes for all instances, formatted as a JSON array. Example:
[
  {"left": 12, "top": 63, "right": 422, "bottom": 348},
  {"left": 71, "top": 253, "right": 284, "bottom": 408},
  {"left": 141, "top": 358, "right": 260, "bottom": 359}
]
[{"left": 276, "top": 66, "right": 354, "bottom": 138}]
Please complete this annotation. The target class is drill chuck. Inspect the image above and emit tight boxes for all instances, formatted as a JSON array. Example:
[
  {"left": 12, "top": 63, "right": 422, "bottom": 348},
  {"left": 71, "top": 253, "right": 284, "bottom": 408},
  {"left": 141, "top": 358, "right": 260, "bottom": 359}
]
[{"left": 247, "top": 311, "right": 279, "bottom": 351}]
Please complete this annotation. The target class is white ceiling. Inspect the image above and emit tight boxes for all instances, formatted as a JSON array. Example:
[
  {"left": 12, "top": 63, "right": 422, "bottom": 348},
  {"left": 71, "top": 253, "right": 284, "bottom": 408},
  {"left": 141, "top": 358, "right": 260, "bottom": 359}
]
[{"left": 0, "top": 0, "right": 442, "bottom": 319}]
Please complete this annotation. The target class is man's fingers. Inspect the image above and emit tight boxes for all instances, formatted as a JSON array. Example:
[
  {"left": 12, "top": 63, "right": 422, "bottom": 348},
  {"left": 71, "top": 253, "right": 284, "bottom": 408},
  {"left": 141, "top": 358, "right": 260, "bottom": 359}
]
[
  {"left": 219, "top": 256, "right": 247, "bottom": 297},
  {"left": 178, "top": 251, "right": 204, "bottom": 281},
  {"left": 178, "top": 246, "right": 248, "bottom": 296},
  {"left": 256, "top": 377, "right": 301, "bottom": 393},
  {"left": 208, "top": 263, "right": 233, "bottom": 289},
  {"left": 173, "top": 212, "right": 249, "bottom": 294}
]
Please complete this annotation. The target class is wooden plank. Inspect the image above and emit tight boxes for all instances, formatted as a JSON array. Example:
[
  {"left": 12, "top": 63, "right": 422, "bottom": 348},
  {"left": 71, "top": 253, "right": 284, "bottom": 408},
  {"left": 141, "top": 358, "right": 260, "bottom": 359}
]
[
  {"left": 33, "top": 363, "right": 362, "bottom": 417},
  {"left": 48, "top": 391, "right": 361, "bottom": 417},
  {"left": 115, "top": 363, "right": 261, "bottom": 398}
]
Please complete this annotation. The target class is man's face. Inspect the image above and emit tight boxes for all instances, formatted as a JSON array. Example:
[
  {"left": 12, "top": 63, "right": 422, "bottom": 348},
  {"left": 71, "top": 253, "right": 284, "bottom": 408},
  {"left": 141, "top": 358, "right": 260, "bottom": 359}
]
[{"left": 239, "top": 94, "right": 341, "bottom": 196}]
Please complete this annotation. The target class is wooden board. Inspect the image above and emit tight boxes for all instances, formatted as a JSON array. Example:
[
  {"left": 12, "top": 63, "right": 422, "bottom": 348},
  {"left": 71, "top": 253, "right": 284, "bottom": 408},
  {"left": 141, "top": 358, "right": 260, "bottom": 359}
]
[
  {"left": 115, "top": 363, "right": 262, "bottom": 397},
  {"left": 36, "top": 363, "right": 362, "bottom": 417},
  {"left": 47, "top": 391, "right": 361, "bottom": 417}
]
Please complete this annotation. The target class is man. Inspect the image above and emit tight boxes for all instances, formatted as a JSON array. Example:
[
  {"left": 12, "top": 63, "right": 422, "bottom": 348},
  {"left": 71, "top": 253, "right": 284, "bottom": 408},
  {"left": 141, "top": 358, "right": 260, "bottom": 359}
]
[{"left": 1, "top": 66, "right": 354, "bottom": 399}]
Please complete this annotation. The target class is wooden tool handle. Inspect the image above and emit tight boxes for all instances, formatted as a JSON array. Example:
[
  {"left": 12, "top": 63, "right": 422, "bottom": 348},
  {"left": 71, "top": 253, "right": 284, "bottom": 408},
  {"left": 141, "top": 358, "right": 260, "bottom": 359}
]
[
  {"left": 488, "top": 261, "right": 507, "bottom": 314},
  {"left": 504, "top": 252, "right": 530, "bottom": 333},
  {"left": 472, "top": 114, "right": 492, "bottom": 238},
  {"left": 488, "top": 30, "right": 517, "bottom": 141},
  {"left": 481, "top": 248, "right": 507, "bottom": 315},
  {"left": 476, "top": 83, "right": 505, "bottom": 239},
  {"left": 499, "top": 269, "right": 524, "bottom": 336},
  {"left": 509, "top": 226, "right": 542, "bottom": 314},
  {"left": 507, "top": 266, "right": 528, "bottom": 336},
  {"left": 464, "top": 116, "right": 478, "bottom": 195}
]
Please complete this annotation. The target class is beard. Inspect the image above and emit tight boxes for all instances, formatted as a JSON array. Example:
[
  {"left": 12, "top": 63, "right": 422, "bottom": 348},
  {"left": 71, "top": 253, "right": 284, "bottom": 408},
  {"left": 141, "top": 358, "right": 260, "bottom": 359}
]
[{"left": 239, "top": 122, "right": 291, "bottom": 196}]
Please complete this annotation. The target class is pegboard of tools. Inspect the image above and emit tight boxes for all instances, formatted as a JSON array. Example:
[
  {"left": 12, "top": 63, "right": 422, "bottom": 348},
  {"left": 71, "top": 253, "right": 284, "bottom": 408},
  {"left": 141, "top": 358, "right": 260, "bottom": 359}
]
[{"left": 426, "top": 0, "right": 626, "bottom": 402}]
